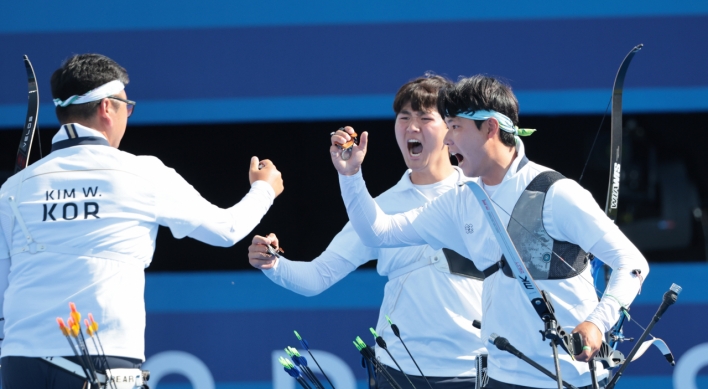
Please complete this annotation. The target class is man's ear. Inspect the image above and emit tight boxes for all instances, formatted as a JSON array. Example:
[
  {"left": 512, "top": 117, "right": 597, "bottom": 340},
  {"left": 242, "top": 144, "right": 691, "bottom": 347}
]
[
  {"left": 486, "top": 118, "right": 500, "bottom": 139},
  {"left": 95, "top": 98, "right": 116, "bottom": 128},
  {"left": 96, "top": 98, "right": 112, "bottom": 120}
]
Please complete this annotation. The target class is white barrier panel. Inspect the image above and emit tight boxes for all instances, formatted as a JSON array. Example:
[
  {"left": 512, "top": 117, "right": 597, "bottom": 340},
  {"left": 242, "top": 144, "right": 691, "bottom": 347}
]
[
  {"left": 143, "top": 350, "right": 215, "bottom": 389},
  {"left": 674, "top": 342, "right": 708, "bottom": 389},
  {"left": 272, "top": 349, "right": 356, "bottom": 389}
]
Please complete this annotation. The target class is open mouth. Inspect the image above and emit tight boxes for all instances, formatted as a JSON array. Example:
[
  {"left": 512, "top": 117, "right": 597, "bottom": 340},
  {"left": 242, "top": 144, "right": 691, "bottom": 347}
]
[
  {"left": 452, "top": 153, "right": 464, "bottom": 164},
  {"left": 408, "top": 139, "right": 423, "bottom": 156}
]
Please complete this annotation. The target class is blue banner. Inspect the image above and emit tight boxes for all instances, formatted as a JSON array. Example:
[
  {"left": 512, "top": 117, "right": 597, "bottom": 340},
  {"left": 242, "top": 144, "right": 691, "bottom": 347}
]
[
  {"left": 143, "top": 264, "right": 708, "bottom": 389},
  {"left": 1, "top": 1, "right": 708, "bottom": 128}
]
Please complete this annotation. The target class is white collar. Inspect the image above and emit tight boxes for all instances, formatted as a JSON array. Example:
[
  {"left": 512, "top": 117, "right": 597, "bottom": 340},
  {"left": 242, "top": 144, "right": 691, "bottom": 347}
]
[
  {"left": 52, "top": 123, "right": 108, "bottom": 144},
  {"left": 390, "top": 166, "right": 466, "bottom": 193},
  {"left": 503, "top": 138, "right": 528, "bottom": 182}
]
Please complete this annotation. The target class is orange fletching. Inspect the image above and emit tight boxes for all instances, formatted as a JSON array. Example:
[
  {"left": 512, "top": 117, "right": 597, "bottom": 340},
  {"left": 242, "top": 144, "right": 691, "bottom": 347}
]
[
  {"left": 69, "top": 302, "right": 81, "bottom": 323},
  {"left": 88, "top": 313, "right": 99, "bottom": 332},
  {"left": 84, "top": 319, "right": 94, "bottom": 336},
  {"left": 67, "top": 317, "right": 79, "bottom": 337},
  {"left": 57, "top": 317, "right": 70, "bottom": 336}
]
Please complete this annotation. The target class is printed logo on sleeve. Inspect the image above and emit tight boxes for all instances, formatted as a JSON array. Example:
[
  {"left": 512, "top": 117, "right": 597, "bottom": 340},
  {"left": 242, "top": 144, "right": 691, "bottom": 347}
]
[{"left": 465, "top": 224, "right": 474, "bottom": 234}]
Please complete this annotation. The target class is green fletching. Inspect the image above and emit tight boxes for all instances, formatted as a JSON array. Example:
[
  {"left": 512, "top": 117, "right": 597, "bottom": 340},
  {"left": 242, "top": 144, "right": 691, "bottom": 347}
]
[
  {"left": 285, "top": 347, "right": 294, "bottom": 357},
  {"left": 279, "top": 357, "right": 293, "bottom": 368},
  {"left": 355, "top": 336, "right": 367, "bottom": 348},
  {"left": 353, "top": 340, "right": 362, "bottom": 350},
  {"left": 294, "top": 331, "right": 302, "bottom": 340},
  {"left": 386, "top": 315, "right": 393, "bottom": 325},
  {"left": 289, "top": 347, "right": 301, "bottom": 357},
  {"left": 369, "top": 328, "right": 378, "bottom": 338}
]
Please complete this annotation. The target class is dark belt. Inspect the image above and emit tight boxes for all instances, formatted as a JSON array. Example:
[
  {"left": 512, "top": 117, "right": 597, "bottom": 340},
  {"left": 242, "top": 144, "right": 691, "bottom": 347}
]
[
  {"left": 486, "top": 377, "right": 608, "bottom": 389},
  {"left": 482, "top": 259, "right": 507, "bottom": 279},
  {"left": 442, "top": 248, "right": 486, "bottom": 280}
]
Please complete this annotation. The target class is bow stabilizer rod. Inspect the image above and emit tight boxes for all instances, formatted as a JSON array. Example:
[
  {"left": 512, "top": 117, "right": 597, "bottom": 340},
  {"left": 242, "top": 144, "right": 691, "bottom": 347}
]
[
  {"left": 489, "top": 333, "right": 579, "bottom": 389},
  {"left": 605, "top": 283, "right": 681, "bottom": 389}
]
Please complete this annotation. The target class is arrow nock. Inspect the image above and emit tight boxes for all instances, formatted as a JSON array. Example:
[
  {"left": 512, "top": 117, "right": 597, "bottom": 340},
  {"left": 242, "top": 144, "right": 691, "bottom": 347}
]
[
  {"left": 386, "top": 314, "right": 401, "bottom": 337},
  {"left": 294, "top": 330, "right": 310, "bottom": 350}
]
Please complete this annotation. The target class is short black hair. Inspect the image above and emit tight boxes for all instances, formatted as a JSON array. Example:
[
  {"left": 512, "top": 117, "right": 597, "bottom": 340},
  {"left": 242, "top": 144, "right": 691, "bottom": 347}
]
[
  {"left": 393, "top": 73, "right": 453, "bottom": 115},
  {"left": 438, "top": 75, "right": 519, "bottom": 147},
  {"left": 50, "top": 54, "right": 130, "bottom": 123}
]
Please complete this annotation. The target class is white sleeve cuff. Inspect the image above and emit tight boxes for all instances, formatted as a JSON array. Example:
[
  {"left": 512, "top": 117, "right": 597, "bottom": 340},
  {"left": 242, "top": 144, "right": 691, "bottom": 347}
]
[
  {"left": 584, "top": 231, "right": 649, "bottom": 332},
  {"left": 262, "top": 252, "right": 357, "bottom": 297},
  {"left": 338, "top": 168, "right": 363, "bottom": 185},
  {"left": 250, "top": 180, "right": 276, "bottom": 204},
  {"left": 585, "top": 295, "right": 623, "bottom": 333}
]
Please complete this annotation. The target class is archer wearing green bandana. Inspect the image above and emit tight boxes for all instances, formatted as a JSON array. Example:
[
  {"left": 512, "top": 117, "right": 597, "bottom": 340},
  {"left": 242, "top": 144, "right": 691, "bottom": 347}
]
[{"left": 333, "top": 74, "right": 649, "bottom": 389}]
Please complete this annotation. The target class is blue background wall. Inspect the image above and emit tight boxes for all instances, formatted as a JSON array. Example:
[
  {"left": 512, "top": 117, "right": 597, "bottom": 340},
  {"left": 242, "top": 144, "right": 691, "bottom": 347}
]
[
  {"left": 143, "top": 264, "right": 708, "bottom": 389},
  {"left": 2, "top": 1, "right": 708, "bottom": 129},
  {"left": 3, "top": 2, "right": 708, "bottom": 388}
]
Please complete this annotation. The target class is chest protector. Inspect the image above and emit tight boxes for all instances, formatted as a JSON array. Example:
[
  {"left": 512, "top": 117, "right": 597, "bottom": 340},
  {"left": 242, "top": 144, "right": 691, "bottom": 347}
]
[{"left": 499, "top": 171, "right": 589, "bottom": 280}]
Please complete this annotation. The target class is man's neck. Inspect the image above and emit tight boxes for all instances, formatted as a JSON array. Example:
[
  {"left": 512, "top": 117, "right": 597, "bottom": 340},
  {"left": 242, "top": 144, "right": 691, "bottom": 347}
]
[
  {"left": 63, "top": 118, "right": 110, "bottom": 142},
  {"left": 481, "top": 147, "right": 517, "bottom": 186},
  {"left": 410, "top": 163, "right": 455, "bottom": 185}
]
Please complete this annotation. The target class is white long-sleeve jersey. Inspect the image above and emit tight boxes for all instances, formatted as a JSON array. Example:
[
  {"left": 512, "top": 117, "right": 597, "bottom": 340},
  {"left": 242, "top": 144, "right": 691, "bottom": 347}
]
[
  {"left": 264, "top": 168, "right": 486, "bottom": 377},
  {"left": 0, "top": 123, "right": 274, "bottom": 360},
  {"left": 338, "top": 140, "right": 649, "bottom": 388}
]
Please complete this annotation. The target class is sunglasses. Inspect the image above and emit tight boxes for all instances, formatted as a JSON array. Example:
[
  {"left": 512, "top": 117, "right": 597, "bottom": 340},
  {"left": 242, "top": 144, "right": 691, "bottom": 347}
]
[{"left": 107, "top": 96, "right": 136, "bottom": 118}]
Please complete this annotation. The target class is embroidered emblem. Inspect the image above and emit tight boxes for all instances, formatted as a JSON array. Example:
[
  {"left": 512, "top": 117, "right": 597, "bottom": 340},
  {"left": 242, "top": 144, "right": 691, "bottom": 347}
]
[{"left": 465, "top": 224, "right": 474, "bottom": 234}]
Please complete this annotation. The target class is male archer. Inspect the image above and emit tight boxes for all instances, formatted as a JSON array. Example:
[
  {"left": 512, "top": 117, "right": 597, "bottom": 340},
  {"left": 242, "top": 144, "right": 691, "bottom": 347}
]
[
  {"left": 0, "top": 53, "right": 283, "bottom": 388},
  {"left": 250, "top": 75, "right": 485, "bottom": 388},
  {"left": 332, "top": 75, "right": 648, "bottom": 389}
]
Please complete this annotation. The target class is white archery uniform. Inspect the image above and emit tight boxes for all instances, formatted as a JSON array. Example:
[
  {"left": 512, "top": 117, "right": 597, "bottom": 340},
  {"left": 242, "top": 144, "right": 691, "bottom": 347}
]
[
  {"left": 0, "top": 123, "right": 275, "bottom": 360},
  {"left": 339, "top": 140, "right": 649, "bottom": 388},
  {"left": 264, "top": 167, "right": 485, "bottom": 377}
]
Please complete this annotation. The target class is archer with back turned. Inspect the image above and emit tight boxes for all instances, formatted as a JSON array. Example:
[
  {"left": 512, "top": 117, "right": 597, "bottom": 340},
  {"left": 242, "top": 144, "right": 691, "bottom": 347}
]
[
  {"left": 332, "top": 75, "right": 649, "bottom": 389},
  {"left": 0, "top": 53, "right": 284, "bottom": 389}
]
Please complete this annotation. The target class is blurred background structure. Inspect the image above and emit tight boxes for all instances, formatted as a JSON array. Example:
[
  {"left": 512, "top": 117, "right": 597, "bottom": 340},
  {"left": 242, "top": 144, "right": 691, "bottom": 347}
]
[{"left": 2, "top": 1, "right": 707, "bottom": 388}]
